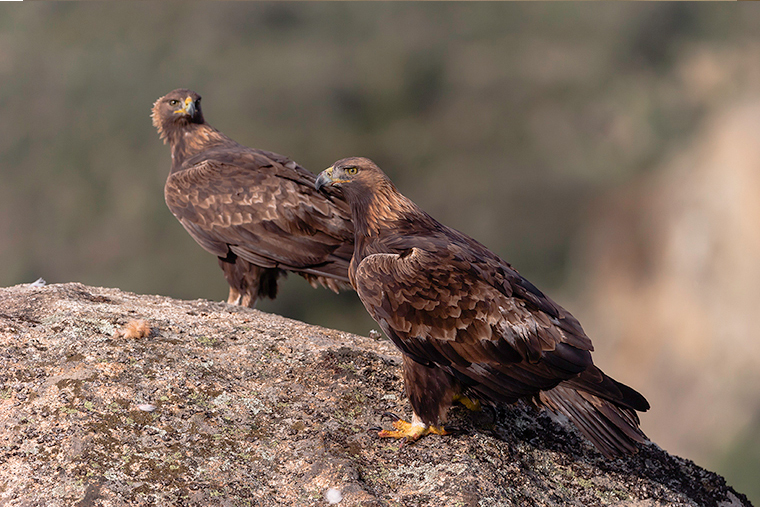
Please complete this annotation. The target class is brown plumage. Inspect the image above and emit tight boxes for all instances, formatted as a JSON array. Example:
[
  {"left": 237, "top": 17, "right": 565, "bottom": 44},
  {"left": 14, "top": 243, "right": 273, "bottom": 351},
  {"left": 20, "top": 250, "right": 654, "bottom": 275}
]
[
  {"left": 315, "top": 157, "right": 650, "bottom": 457},
  {"left": 152, "top": 89, "right": 354, "bottom": 306}
]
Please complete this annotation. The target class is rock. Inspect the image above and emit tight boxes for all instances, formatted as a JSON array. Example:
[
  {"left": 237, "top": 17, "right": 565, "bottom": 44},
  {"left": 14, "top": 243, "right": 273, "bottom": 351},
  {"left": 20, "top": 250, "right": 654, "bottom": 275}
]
[{"left": 0, "top": 283, "right": 751, "bottom": 506}]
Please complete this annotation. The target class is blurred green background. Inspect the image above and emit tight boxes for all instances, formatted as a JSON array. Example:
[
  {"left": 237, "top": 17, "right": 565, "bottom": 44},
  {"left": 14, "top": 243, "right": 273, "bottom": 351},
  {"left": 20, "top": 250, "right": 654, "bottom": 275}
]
[{"left": 2, "top": 3, "right": 759, "bottom": 503}]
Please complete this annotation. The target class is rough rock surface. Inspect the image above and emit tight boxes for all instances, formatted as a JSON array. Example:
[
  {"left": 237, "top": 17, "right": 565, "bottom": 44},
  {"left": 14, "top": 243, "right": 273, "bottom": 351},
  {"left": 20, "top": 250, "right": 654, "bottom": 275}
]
[{"left": 0, "top": 283, "right": 751, "bottom": 506}]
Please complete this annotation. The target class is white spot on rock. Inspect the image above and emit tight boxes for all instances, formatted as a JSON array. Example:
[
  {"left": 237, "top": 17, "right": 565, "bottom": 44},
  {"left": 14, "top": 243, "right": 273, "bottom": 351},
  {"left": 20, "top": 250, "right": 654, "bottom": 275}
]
[
  {"left": 136, "top": 404, "right": 156, "bottom": 412},
  {"left": 325, "top": 488, "right": 342, "bottom": 504}
]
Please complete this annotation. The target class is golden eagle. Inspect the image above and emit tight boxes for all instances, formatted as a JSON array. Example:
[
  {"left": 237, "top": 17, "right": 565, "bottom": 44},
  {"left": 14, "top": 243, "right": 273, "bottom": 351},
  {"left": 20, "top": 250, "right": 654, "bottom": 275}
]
[
  {"left": 316, "top": 157, "right": 649, "bottom": 457},
  {"left": 152, "top": 89, "right": 354, "bottom": 306}
]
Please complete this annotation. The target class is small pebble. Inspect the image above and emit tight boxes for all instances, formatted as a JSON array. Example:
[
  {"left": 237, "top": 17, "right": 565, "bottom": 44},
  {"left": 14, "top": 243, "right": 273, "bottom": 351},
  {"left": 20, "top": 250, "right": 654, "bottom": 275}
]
[
  {"left": 137, "top": 404, "right": 156, "bottom": 412},
  {"left": 29, "top": 278, "right": 46, "bottom": 288},
  {"left": 368, "top": 329, "right": 382, "bottom": 340},
  {"left": 325, "top": 488, "right": 342, "bottom": 504}
]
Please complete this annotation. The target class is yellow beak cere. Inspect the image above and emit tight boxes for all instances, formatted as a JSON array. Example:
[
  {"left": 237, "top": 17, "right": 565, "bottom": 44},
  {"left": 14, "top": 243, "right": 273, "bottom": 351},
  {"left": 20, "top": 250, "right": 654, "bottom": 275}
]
[{"left": 173, "top": 97, "right": 194, "bottom": 115}]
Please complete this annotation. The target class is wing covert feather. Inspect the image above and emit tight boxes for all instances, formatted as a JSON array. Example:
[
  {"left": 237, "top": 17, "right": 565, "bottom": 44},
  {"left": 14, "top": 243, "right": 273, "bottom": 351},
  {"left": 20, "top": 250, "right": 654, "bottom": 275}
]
[
  {"left": 165, "top": 157, "right": 352, "bottom": 279},
  {"left": 354, "top": 247, "right": 593, "bottom": 401}
]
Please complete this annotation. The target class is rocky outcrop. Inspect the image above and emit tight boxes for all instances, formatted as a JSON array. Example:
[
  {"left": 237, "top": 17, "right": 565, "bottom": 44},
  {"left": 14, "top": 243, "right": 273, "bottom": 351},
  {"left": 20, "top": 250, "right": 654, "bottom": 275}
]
[{"left": 0, "top": 283, "right": 750, "bottom": 506}]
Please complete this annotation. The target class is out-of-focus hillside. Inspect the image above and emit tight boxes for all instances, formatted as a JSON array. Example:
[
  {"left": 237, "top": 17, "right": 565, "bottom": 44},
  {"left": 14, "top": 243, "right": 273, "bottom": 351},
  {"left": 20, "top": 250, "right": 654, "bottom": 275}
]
[
  {"left": 1, "top": 3, "right": 759, "bottom": 503},
  {"left": 575, "top": 96, "right": 760, "bottom": 503}
]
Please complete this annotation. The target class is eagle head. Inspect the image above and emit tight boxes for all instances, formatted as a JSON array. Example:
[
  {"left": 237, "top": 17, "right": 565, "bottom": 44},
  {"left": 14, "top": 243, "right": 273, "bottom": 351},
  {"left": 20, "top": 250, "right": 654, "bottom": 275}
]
[
  {"left": 152, "top": 88, "right": 205, "bottom": 143},
  {"left": 315, "top": 157, "right": 385, "bottom": 192}
]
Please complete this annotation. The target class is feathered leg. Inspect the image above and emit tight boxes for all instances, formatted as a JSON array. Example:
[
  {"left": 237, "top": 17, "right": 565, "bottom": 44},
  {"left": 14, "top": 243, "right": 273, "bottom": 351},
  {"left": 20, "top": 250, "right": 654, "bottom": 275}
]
[
  {"left": 219, "top": 254, "right": 258, "bottom": 307},
  {"left": 376, "top": 355, "right": 457, "bottom": 442},
  {"left": 218, "top": 254, "right": 284, "bottom": 308},
  {"left": 226, "top": 286, "right": 243, "bottom": 306}
]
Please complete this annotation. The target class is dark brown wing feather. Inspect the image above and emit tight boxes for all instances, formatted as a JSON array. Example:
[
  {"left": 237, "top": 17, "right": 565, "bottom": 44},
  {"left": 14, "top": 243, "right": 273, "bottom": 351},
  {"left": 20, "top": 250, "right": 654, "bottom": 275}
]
[
  {"left": 354, "top": 245, "right": 593, "bottom": 403},
  {"left": 165, "top": 150, "right": 353, "bottom": 285}
]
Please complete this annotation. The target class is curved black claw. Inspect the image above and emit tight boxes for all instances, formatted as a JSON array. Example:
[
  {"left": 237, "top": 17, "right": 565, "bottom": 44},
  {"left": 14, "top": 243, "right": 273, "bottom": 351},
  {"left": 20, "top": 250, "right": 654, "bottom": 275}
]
[
  {"left": 381, "top": 411, "right": 402, "bottom": 422},
  {"left": 443, "top": 425, "right": 464, "bottom": 436},
  {"left": 483, "top": 405, "right": 497, "bottom": 425},
  {"left": 367, "top": 426, "right": 382, "bottom": 433}
]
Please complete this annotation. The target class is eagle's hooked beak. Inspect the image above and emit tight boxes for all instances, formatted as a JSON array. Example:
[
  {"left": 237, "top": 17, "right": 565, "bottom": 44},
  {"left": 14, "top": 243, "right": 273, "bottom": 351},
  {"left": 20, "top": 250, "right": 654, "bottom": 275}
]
[
  {"left": 174, "top": 96, "right": 196, "bottom": 117},
  {"left": 315, "top": 166, "right": 335, "bottom": 192}
]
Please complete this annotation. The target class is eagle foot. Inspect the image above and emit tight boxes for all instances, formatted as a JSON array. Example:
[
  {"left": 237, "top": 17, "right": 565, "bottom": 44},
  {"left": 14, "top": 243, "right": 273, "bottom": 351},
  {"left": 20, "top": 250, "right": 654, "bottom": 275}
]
[{"left": 376, "top": 415, "right": 448, "bottom": 442}]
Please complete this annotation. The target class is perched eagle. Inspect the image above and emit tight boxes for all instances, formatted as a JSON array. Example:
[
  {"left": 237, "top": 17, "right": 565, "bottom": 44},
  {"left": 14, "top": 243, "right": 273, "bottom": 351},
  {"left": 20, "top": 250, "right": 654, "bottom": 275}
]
[
  {"left": 152, "top": 89, "right": 354, "bottom": 306},
  {"left": 316, "top": 157, "right": 650, "bottom": 457}
]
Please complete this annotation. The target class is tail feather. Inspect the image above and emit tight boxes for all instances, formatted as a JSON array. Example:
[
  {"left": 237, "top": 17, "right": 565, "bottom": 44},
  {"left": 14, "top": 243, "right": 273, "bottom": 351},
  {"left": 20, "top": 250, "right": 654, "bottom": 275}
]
[
  {"left": 539, "top": 381, "right": 649, "bottom": 458},
  {"left": 563, "top": 366, "right": 650, "bottom": 412}
]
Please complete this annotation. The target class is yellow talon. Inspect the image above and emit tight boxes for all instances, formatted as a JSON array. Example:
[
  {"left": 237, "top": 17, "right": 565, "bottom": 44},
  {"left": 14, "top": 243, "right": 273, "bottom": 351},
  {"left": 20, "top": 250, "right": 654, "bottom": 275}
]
[
  {"left": 377, "top": 415, "right": 448, "bottom": 441},
  {"left": 453, "top": 393, "right": 482, "bottom": 412}
]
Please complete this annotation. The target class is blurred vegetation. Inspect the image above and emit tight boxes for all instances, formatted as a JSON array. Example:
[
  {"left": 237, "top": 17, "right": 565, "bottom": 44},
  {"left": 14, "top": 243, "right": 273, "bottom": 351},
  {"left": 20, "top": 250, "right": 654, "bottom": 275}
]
[{"left": 1, "top": 3, "right": 759, "bottom": 503}]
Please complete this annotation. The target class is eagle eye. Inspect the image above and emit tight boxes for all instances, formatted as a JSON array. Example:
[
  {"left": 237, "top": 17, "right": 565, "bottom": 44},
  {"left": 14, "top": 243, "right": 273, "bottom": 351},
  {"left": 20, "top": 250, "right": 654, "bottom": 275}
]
[
  {"left": 346, "top": 166, "right": 358, "bottom": 176},
  {"left": 169, "top": 99, "right": 179, "bottom": 106}
]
